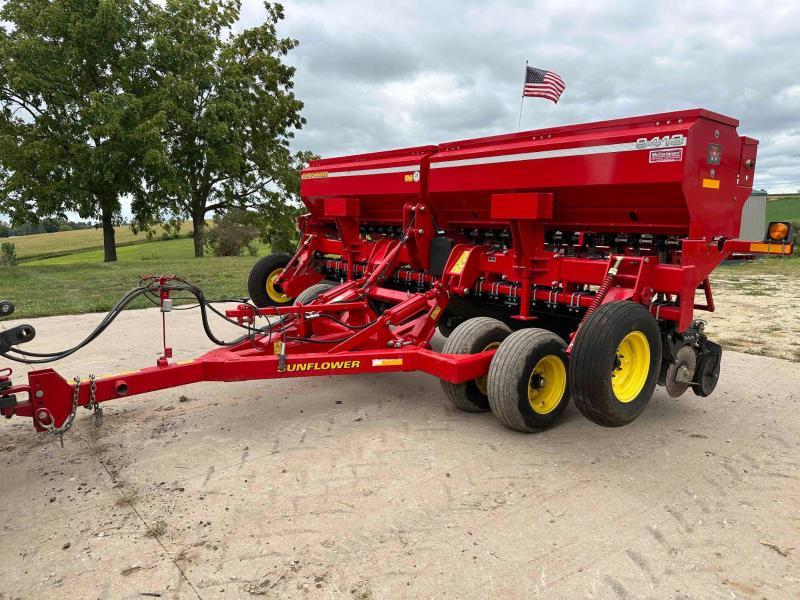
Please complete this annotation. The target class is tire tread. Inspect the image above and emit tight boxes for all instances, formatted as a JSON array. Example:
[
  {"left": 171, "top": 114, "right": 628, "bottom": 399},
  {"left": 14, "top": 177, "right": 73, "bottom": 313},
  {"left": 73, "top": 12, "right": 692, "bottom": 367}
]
[
  {"left": 488, "top": 329, "right": 568, "bottom": 432},
  {"left": 570, "top": 302, "right": 661, "bottom": 427},
  {"left": 440, "top": 317, "right": 511, "bottom": 413}
]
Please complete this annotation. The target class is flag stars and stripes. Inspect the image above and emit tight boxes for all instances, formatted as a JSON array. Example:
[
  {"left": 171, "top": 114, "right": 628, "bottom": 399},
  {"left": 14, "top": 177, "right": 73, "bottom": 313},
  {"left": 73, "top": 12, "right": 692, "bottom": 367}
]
[{"left": 523, "top": 66, "right": 566, "bottom": 103}]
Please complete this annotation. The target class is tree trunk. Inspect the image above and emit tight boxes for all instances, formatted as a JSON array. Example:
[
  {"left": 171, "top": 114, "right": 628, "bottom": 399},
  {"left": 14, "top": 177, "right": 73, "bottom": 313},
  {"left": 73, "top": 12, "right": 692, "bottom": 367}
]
[
  {"left": 101, "top": 206, "right": 117, "bottom": 263},
  {"left": 192, "top": 211, "right": 205, "bottom": 257}
]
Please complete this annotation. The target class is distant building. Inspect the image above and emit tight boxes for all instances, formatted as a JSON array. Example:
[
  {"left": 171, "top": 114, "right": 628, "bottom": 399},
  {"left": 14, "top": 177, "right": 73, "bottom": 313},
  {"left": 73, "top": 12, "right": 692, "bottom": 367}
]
[{"left": 739, "top": 190, "right": 766, "bottom": 241}]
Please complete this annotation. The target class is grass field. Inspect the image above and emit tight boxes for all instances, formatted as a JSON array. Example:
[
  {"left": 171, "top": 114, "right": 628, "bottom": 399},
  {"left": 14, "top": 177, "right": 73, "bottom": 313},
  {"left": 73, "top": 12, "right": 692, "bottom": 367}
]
[
  {"left": 2, "top": 237, "right": 267, "bottom": 319},
  {"left": 26, "top": 236, "right": 267, "bottom": 266},
  {"left": 766, "top": 195, "right": 800, "bottom": 222},
  {"left": 7, "top": 221, "right": 195, "bottom": 262}
]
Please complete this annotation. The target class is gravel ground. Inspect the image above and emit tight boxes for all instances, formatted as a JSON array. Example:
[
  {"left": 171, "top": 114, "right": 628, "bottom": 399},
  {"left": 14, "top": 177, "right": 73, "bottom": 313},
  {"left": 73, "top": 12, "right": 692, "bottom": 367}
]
[
  {"left": 705, "top": 268, "right": 800, "bottom": 362},
  {"left": 0, "top": 287, "right": 798, "bottom": 599}
]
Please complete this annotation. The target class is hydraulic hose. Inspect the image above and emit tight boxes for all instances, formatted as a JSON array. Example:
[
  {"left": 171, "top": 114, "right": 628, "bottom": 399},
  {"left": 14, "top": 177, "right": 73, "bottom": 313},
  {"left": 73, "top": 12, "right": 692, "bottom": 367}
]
[{"left": 0, "top": 279, "right": 292, "bottom": 365}]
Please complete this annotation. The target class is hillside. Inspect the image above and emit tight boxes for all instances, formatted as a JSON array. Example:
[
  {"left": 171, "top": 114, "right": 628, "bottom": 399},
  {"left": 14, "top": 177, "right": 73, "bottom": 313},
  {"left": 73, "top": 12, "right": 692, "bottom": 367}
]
[{"left": 6, "top": 221, "right": 195, "bottom": 262}]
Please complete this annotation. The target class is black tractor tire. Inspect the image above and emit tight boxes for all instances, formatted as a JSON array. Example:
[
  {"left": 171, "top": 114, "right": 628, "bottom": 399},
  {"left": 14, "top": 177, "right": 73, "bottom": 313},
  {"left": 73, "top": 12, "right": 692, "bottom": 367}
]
[
  {"left": 570, "top": 301, "right": 662, "bottom": 427},
  {"left": 294, "top": 282, "right": 336, "bottom": 305},
  {"left": 440, "top": 317, "right": 512, "bottom": 413},
  {"left": 247, "top": 253, "right": 292, "bottom": 308},
  {"left": 487, "top": 328, "right": 570, "bottom": 433}
]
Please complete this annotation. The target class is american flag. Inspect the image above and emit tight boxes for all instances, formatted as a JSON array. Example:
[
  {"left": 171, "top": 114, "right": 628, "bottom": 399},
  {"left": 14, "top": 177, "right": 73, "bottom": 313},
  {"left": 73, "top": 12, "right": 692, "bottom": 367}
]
[{"left": 523, "top": 66, "right": 566, "bottom": 103}]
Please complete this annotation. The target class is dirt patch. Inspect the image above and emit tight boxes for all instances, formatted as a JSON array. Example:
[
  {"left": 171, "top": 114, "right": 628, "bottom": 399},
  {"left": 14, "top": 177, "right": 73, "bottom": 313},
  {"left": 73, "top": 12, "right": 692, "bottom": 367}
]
[
  {"left": 2, "top": 300, "right": 799, "bottom": 600},
  {"left": 704, "top": 265, "right": 800, "bottom": 362},
  {"left": 144, "top": 520, "right": 167, "bottom": 538}
]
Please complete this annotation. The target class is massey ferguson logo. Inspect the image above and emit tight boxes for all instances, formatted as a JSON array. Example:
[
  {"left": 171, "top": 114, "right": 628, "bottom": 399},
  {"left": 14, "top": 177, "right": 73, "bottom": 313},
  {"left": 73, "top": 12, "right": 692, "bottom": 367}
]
[{"left": 649, "top": 148, "right": 684, "bottom": 163}]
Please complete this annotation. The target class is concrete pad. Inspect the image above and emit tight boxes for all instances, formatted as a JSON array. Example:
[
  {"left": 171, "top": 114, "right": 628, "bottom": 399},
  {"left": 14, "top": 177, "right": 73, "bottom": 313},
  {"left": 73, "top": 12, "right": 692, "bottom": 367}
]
[{"left": 1, "top": 307, "right": 798, "bottom": 599}]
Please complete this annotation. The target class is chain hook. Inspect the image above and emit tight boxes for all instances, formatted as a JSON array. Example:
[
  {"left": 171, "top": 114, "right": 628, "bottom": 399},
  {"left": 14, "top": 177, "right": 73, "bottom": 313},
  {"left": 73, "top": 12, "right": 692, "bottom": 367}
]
[
  {"left": 42, "top": 376, "right": 81, "bottom": 447},
  {"left": 85, "top": 374, "right": 102, "bottom": 427}
]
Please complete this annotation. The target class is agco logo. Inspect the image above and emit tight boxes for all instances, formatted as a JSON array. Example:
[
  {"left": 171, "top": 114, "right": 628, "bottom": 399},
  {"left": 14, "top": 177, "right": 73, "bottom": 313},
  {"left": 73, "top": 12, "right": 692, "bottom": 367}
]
[{"left": 635, "top": 134, "right": 686, "bottom": 150}]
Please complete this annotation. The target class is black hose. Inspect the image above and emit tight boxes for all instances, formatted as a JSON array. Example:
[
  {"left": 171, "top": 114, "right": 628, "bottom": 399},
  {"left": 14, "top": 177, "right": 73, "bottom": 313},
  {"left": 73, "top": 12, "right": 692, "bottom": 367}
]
[
  {"left": 2, "top": 285, "right": 155, "bottom": 363},
  {"left": 1, "top": 275, "right": 372, "bottom": 365}
]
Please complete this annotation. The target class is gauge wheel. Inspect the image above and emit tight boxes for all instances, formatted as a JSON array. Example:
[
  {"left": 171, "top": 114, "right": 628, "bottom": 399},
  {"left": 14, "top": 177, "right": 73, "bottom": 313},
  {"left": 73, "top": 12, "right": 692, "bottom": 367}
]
[
  {"left": 440, "top": 317, "right": 512, "bottom": 413},
  {"left": 487, "top": 328, "right": 570, "bottom": 432},
  {"left": 294, "top": 282, "right": 336, "bottom": 305}
]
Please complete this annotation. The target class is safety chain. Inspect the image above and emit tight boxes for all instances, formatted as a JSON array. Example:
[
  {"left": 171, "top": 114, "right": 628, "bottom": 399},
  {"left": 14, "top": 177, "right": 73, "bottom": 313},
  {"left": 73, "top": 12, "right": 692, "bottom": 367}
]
[
  {"left": 83, "top": 374, "right": 103, "bottom": 427},
  {"left": 84, "top": 374, "right": 97, "bottom": 411},
  {"left": 90, "top": 375, "right": 102, "bottom": 427},
  {"left": 44, "top": 374, "right": 103, "bottom": 448},
  {"left": 44, "top": 376, "right": 81, "bottom": 448}
]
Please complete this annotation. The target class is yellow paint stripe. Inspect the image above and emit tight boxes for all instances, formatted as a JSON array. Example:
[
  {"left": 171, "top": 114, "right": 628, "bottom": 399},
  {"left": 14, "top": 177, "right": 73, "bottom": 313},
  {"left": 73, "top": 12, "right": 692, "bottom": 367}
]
[
  {"left": 702, "top": 178, "right": 720, "bottom": 189},
  {"left": 749, "top": 242, "right": 793, "bottom": 255}
]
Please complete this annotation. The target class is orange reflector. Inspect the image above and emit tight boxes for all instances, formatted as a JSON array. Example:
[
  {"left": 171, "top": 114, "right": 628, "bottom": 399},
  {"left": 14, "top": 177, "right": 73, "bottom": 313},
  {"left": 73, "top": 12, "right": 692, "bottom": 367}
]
[
  {"left": 768, "top": 222, "right": 790, "bottom": 241},
  {"left": 749, "top": 242, "right": 793, "bottom": 255}
]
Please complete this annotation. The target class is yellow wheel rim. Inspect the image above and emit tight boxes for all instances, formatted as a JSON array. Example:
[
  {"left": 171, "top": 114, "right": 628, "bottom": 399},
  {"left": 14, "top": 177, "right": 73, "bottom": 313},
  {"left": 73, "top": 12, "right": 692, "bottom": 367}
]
[
  {"left": 611, "top": 331, "right": 650, "bottom": 403},
  {"left": 528, "top": 355, "right": 567, "bottom": 415},
  {"left": 475, "top": 341, "right": 501, "bottom": 395},
  {"left": 266, "top": 268, "right": 290, "bottom": 303}
]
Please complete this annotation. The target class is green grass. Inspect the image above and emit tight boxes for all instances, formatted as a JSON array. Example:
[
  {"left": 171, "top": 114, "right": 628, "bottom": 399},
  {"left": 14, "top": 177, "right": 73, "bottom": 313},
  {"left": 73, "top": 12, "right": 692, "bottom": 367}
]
[
  {"left": 765, "top": 196, "right": 800, "bottom": 223},
  {"left": 25, "top": 237, "right": 196, "bottom": 265},
  {"left": 7, "top": 221, "right": 196, "bottom": 262},
  {"left": 2, "top": 238, "right": 268, "bottom": 319}
]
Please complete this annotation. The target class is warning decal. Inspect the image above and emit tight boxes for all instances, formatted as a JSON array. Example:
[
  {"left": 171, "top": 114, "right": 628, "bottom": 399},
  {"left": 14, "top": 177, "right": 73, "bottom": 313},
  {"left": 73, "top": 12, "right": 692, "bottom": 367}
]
[{"left": 649, "top": 148, "right": 683, "bottom": 163}]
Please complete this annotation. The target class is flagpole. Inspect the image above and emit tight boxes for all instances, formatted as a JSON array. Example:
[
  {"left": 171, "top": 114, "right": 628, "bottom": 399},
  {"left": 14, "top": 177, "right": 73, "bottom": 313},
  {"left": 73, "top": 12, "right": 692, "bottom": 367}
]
[{"left": 516, "top": 59, "right": 527, "bottom": 132}]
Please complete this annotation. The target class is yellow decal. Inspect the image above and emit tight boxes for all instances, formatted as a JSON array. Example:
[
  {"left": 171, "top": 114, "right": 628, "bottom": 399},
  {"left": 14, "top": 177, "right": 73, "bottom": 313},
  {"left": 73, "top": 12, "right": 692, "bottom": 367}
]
[
  {"left": 301, "top": 171, "right": 329, "bottom": 180},
  {"left": 285, "top": 360, "right": 361, "bottom": 372},
  {"left": 749, "top": 242, "right": 793, "bottom": 255},
  {"left": 430, "top": 306, "right": 442, "bottom": 321},
  {"left": 371, "top": 358, "right": 403, "bottom": 367},
  {"left": 273, "top": 341, "right": 283, "bottom": 355},
  {"left": 702, "top": 178, "right": 720, "bottom": 189},
  {"left": 449, "top": 250, "right": 471, "bottom": 275},
  {"left": 404, "top": 173, "right": 414, "bottom": 182}
]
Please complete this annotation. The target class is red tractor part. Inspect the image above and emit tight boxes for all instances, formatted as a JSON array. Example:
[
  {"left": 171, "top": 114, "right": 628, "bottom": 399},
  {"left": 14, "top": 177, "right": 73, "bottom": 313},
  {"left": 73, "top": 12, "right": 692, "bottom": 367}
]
[{"left": 1, "top": 108, "right": 793, "bottom": 440}]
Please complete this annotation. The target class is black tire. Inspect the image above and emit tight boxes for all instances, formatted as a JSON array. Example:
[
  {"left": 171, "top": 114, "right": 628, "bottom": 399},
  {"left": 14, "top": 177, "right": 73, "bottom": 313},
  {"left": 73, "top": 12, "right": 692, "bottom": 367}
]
[
  {"left": 247, "top": 253, "right": 292, "bottom": 308},
  {"left": 570, "top": 301, "right": 662, "bottom": 427},
  {"left": 487, "top": 329, "right": 570, "bottom": 433},
  {"left": 440, "top": 317, "right": 512, "bottom": 413},
  {"left": 437, "top": 320, "right": 456, "bottom": 338},
  {"left": 294, "top": 282, "right": 336, "bottom": 305}
]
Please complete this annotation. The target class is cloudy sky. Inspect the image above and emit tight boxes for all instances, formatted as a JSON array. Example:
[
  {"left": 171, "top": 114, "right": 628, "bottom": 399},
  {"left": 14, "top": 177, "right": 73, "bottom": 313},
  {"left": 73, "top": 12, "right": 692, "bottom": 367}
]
[{"left": 240, "top": 0, "right": 800, "bottom": 193}]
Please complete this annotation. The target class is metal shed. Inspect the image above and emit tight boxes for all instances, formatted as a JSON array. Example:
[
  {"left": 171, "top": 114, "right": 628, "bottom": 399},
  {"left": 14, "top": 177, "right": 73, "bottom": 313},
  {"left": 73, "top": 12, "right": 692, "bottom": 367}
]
[{"left": 739, "top": 190, "right": 767, "bottom": 241}]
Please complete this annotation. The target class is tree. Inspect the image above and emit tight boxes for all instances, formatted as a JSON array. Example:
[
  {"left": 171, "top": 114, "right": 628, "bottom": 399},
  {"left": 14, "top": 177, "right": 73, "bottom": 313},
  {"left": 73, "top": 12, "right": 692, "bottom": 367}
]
[
  {"left": 141, "top": 0, "right": 305, "bottom": 257},
  {"left": 0, "top": 0, "right": 161, "bottom": 262}
]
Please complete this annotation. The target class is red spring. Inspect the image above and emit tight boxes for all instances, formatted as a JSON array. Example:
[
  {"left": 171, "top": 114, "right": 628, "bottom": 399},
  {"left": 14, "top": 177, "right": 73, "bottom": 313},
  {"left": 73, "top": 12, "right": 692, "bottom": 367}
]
[
  {"left": 582, "top": 274, "right": 615, "bottom": 323},
  {"left": 567, "top": 272, "right": 616, "bottom": 351}
]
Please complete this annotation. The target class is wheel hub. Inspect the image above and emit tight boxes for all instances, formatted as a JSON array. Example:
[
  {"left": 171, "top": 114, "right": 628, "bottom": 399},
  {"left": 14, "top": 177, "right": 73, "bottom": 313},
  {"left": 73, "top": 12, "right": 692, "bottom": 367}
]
[
  {"left": 527, "top": 355, "right": 566, "bottom": 415},
  {"left": 611, "top": 331, "right": 650, "bottom": 403},
  {"left": 266, "top": 268, "right": 289, "bottom": 303}
]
